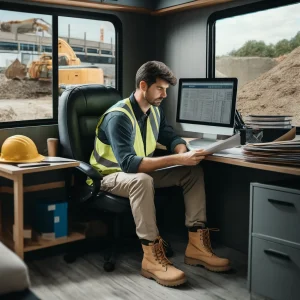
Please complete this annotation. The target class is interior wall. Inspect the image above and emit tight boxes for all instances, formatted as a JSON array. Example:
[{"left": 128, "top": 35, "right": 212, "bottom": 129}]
[{"left": 155, "top": 0, "right": 262, "bottom": 137}]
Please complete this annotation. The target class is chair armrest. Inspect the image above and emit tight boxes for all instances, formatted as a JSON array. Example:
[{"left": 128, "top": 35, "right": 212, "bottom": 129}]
[
  {"left": 76, "top": 161, "right": 102, "bottom": 181},
  {"left": 75, "top": 161, "right": 103, "bottom": 203}
]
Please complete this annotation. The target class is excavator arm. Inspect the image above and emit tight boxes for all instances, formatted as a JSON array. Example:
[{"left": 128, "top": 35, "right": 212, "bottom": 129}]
[
  {"left": 58, "top": 38, "right": 80, "bottom": 65},
  {"left": 2, "top": 18, "right": 103, "bottom": 84},
  {"left": 0, "top": 18, "right": 52, "bottom": 35}
]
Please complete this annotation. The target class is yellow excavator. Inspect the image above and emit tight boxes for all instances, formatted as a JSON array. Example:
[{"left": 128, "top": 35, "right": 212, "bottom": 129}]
[{"left": 1, "top": 18, "right": 104, "bottom": 85}]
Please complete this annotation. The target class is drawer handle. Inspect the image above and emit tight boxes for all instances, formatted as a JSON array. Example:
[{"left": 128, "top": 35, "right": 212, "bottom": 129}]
[
  {"left": 264, "top": 249, "right": 291, "bottom": 261},
  {"left": 268, "top": 198, "right": 294, "bottom": 207}
]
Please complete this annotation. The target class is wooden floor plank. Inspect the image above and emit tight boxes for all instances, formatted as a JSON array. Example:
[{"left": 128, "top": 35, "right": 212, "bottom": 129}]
[
  {"left": 28, "top": 239, "right": 250, "bottom": 300},
  {"left": 85, "top": 251, "right": 198, "bottom": 300},
  {"left": 28, "top": 264, "right": 60, "bottom": 300}
]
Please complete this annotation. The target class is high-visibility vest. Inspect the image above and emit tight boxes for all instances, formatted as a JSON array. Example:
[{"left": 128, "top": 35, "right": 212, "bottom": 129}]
[{"left": 88, "top": 98, "right": 161, "bottom": 181}]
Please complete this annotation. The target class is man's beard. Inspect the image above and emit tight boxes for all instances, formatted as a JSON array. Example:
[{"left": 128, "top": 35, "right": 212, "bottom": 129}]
[{"left": 144, "top": 91, "right": 163, "bottom": 106}]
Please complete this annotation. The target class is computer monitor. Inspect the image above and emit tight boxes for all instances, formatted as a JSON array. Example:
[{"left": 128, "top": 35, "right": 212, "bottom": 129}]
[{"left": 176, "top": 78, "right": 238, "bottom": 147}]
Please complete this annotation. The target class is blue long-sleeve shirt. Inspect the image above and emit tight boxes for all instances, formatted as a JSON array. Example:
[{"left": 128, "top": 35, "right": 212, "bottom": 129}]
[{"left": 97, "top": 92, "right": 186, "bottom": 173}]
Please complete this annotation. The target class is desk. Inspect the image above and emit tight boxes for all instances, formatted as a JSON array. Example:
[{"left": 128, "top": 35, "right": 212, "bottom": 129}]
[
  {"left": 157, "top": 139, "right": 300, "bottom": 252},
  {"left": 156, "top": 138, "right": 300, "bottom": 176},
  {"left": 0, "top": 160, "right": 81, "bottom": 259}
]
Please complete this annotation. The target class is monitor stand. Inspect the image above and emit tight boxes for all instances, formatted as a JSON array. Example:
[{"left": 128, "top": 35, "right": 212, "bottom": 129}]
[{"left": 188, "top": 133, "right": 218, "bottom": 149}]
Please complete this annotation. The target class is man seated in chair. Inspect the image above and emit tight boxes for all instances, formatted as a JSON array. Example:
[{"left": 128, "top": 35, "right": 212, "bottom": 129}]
[{"left": 89, "top": 61, "right": 230, "bottom": 286}]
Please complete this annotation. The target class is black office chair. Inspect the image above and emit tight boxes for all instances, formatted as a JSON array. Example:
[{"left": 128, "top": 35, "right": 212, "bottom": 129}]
[{"left": 58, "top": 84, "right": 133, "bottom": 272}]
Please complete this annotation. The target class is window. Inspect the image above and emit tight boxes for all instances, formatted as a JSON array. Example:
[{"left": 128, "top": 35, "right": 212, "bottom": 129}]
[
  {"left": 208, "top": 0, "right": 300, "bottom": 126},
  {"left": 58, "top": 16, "right": 116, "bottom": 87},
  {"left": 0, "top": 9, "right": 53, "bottom": 124},
  {"left": 41, "top": 45, "right": 52, "bottom": 52},
  {"left": 101, "top": 49, "right": 112, "bottom": 55},
  {"left": 0, "top": 41, "right": 18, "bottom": 51},
  {"left": 71, "top": 46, "right": 84, "bottom": 53},
  {"left": 0, "top": 3, "right": 121, "bottom": 128},
  {"left": 87, "top": 48, "right": 98, "bottom": 54},
  {"left": 20, "top": 43, "right": 38, "bottom": 51}
]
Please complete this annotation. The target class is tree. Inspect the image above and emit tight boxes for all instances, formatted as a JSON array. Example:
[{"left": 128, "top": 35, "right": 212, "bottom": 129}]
[
  {"left": 274, "top": 39, "right": 291, "bottom": 56},
  {"left": 229, "top": 40, "right": 275, "bottom": 57},
  {"left": 227, "top": 31, "right": 300, "bottom": 58},
  {"left": 290, "top": 31, "right": 300, "bottom": 50}
]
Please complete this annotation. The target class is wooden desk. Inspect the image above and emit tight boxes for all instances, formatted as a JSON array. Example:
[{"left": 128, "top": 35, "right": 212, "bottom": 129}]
[
  {"left": 0, "top": 160, "right": 82, "bottom": 259},
  {"left": 157, "top": 139, "right": 300, "bottom": 253},
  {"left": 156, "top": 138, "right": 300, "bottom": 176}
]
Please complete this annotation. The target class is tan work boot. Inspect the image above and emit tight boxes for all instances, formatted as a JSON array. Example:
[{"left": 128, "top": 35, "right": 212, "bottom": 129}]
[
  {"left": 141, "top": 237, "right": 186, "bottom": 287},
  {"left": 184, "top": 228, "right": 231, "bottom": 272}
]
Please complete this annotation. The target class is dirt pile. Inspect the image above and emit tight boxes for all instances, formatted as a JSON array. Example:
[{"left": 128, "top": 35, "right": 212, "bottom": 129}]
[
  {"left": 5, "top": 59, "right": 27, "bottom": 80},
  {"left": 0, "top": 74, "right": 52, "bottom": 99},
  {"left": 0, "top": 105, "right": 17, "bottom": 121},
  {"left": 237, "top": 46, "right": 300, "bottom": 125}
]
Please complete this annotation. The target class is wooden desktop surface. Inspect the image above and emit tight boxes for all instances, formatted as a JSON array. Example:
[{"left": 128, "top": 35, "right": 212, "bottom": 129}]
[
  {"left": 0, "top": 161, "right": 79, "bottom": 176},
  {"left": 156, "top": 138, "right": 300, "bottom": 176}
]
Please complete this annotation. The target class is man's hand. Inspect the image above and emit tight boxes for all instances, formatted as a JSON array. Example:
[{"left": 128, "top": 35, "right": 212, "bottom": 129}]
[{"left": 178, "top": 150, "right": 205, "bottom": 166}]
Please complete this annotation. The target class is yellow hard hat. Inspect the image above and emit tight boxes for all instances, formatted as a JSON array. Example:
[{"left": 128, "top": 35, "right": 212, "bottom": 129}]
[{"left": 0, "top": 135, "right": 45, "bottom": 163}]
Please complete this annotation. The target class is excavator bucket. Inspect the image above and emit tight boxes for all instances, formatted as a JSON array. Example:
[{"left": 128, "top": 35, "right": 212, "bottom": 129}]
[{"left": 5, "top": 59, "right": 27, "bottom": 80}]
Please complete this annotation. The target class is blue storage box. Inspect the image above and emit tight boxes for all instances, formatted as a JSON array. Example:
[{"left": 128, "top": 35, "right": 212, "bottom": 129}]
[{"left": 34, "top": 201, "right": 68, "bottom": 239}]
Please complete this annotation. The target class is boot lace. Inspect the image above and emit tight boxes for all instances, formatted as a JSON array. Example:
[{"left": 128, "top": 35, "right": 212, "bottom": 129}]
[
  {"left": 152, "top": 237, "right": 172, "bottom": 267},
  {"left": 200, "top": 228, "right": 219, "bottom": 254}
]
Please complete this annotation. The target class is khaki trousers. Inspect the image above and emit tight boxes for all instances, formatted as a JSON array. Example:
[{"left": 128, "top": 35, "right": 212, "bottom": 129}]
[{"left": 100, "top": 165, "right": 206, "bottom": 241}]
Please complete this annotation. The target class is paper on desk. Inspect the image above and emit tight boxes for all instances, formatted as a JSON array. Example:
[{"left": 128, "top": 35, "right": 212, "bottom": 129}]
[
  {"left": 200, "top": 134, "right": 241, "bottom": 155},
  {"left": 212, "top": 147, "right": 244, "bottom": 159}
]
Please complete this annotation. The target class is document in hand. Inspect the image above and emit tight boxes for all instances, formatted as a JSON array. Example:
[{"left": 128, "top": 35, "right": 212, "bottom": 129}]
[
  {"left": 197, "top": 134, "right": 241, "bottom": 155},
  {"left": 155, "top": 134, "right": 241, "bottom": 171}
]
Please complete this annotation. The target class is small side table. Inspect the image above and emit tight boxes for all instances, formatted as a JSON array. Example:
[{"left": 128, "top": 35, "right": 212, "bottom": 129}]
[{"left": 0, "top": 159, "right": 81, "bottom": 259}]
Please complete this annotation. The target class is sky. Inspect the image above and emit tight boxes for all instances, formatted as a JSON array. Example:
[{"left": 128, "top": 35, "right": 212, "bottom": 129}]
[
  {"left": 0, "top": 10, "right": 115, "bottom": 44},
  {"left": 1, "top": 3, "right": 299, "bottom": 54},
  {"left": 216, "top": 2, "right": 300, "bottom": 56}
]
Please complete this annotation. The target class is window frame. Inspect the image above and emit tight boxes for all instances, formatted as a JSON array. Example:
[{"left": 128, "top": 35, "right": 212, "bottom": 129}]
[
  {"left": 206, "top": 0, "right": 300, "bottom": 78},
  {"left": 207, "top": 0, "right": 300, "bottom": 132},
  {"left": 0, "top": 2, "right": 122, "bottom": 129}
]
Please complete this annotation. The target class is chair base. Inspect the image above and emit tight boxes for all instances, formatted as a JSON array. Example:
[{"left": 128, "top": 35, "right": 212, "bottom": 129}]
[{"left": 64, "top": 213, "right": 174, "bottom": 272}]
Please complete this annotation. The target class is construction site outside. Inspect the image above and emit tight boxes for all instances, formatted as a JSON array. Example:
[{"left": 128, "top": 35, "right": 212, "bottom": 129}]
[
  {"left": 0, "top": 18, "right": 116, "bottom": 123},
  {"left": 0, "top": 28, "right": 299, "bottom": 125}
]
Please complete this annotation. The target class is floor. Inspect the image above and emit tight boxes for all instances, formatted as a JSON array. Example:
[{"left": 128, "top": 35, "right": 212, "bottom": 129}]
[{"left": 27, "top": 235, "right": 250, "bottom": 300}]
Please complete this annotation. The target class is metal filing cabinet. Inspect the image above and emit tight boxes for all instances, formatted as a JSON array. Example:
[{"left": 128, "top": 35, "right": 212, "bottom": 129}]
[{"left": 248, "top": 182, "right": 300, "bottom": 300}]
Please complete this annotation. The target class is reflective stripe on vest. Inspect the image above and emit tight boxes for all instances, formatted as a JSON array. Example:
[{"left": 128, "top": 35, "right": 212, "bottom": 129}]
[{"left": 88, "top": 98, "right": 160, "bottom": 179}]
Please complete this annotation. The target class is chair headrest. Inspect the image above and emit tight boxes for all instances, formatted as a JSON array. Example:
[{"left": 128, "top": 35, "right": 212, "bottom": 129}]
[
  {"left": 59, "top": 84, "right": 122, "bottom": 116},
  {"left": 58, "top": 84, "right": 122, "bottom": 161}
]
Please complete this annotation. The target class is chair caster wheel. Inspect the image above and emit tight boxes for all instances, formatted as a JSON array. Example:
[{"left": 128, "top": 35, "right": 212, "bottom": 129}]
[
  {"left": 64, "top": 254, "right": 77, "bottom": 263},
  {"left": 163, "top": 241, "right": 174, "bottom": 258},
  {"left": 103, "top": 261, "right": 115, "bottom": 272},
  {"left": 166, "top": 248, "right": 174, "bottom": 258}
]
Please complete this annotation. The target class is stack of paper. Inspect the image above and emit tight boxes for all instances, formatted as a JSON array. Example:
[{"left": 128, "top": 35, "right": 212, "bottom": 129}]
[
  {"left": 244, "top": 115, "right": 293, "bottom": 129},
  {"left": 243, "top": 140, "right": 300, "bottom": 166}
]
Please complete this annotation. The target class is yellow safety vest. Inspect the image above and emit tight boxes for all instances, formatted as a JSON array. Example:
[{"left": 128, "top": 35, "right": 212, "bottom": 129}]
[{"left": 88, "top": 98, "right": 161, "bottom": 182}]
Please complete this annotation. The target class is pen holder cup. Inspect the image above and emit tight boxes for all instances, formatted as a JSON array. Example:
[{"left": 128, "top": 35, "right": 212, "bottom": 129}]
[
  {"left": 47, "top": 138, "right": 59, "bottom": 157},
  {"left": 239, "top": 128, "right": 293, "bottom": 145}
]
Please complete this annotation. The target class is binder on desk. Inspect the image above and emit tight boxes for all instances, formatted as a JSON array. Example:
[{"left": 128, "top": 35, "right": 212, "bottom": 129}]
[
  {"left": 243, "top": 139, "right": 300, "bottom": 166},
  {"left": 42, "top": 157, "right": 77, "bottom": 163}
]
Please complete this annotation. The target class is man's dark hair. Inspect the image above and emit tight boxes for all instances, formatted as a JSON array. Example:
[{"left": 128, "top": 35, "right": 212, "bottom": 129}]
[{"left": 135, "top": 61, "right": 177, "bottom": 88}]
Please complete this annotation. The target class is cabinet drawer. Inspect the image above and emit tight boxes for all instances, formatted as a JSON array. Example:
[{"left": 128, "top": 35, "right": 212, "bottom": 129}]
[
  {"left": 251, "top": 237, "right": 300, "bottom": 300},
  {"left": 252, "top": 187, "right": 300, "bottom": 244}
]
